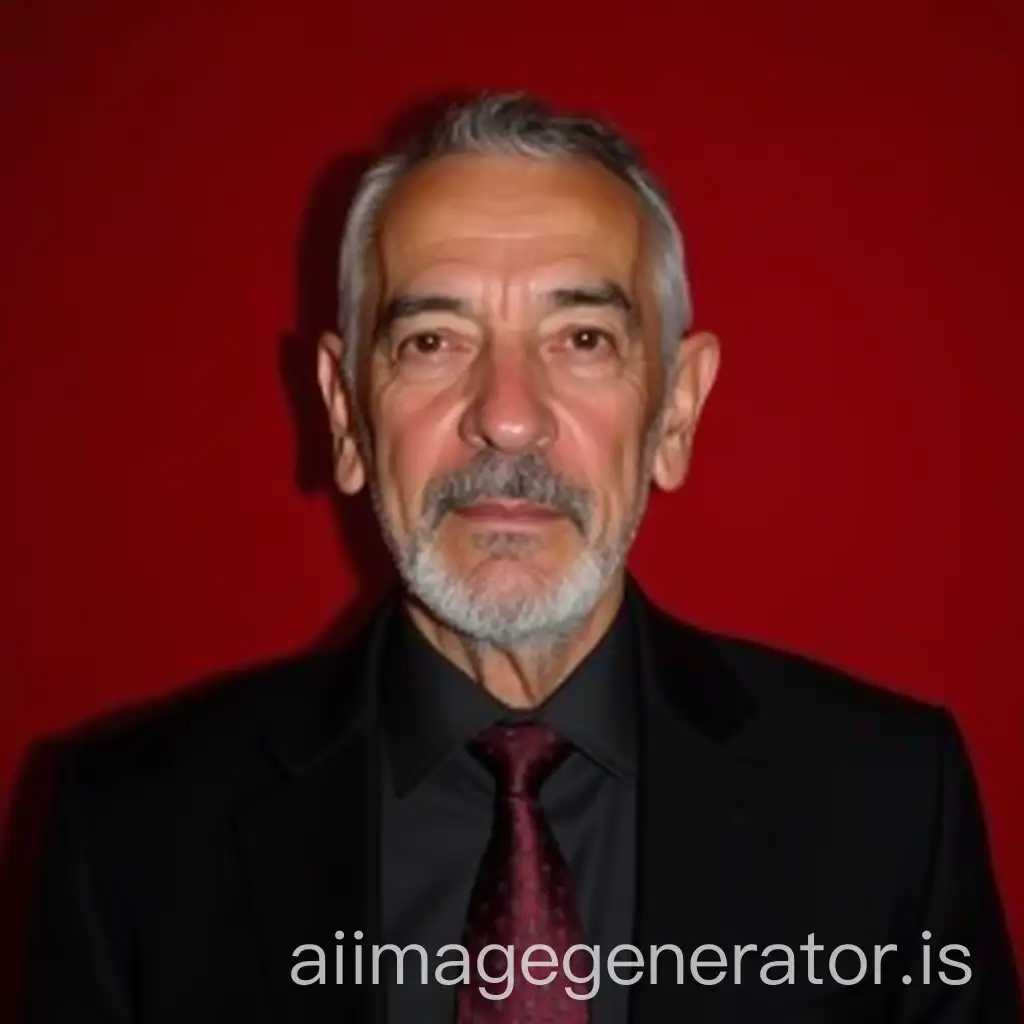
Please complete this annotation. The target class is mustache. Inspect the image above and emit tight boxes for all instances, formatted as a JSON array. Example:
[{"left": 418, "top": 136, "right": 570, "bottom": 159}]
[{"left": 420, "top": 450, "right": 593, "bottom": 533}]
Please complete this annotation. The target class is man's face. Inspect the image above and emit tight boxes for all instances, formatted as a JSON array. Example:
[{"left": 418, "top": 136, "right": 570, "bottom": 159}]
[{"left": 322, "top": 153, "right": 717, "bottom": 645}]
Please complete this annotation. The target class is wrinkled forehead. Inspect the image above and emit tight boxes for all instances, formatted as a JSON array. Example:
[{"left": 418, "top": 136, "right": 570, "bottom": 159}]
[{"left": 372, "top": 154, "right": 652, "bottom": 302}]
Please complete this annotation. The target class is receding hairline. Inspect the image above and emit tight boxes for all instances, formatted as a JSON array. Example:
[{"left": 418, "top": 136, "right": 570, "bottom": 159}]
[
  {"left": 366, "top": 151, "right": 658, "bottom": 306},
  {"left": 390, "top": 145, "right": 645, "bottom": 191}
]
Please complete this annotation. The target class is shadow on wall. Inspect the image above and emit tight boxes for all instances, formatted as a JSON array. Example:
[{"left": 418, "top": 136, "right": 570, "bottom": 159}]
[{"left": 0, "top": 86, "right": 479, "bottom": 1020}]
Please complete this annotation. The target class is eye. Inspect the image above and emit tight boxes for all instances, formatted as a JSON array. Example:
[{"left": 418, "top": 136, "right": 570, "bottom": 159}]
[
  {"left": 396, "top": 332, "right": 447, "bottom": 358},
  {"left": 565, "top": 328, "right": 616, "bottom": 353}
]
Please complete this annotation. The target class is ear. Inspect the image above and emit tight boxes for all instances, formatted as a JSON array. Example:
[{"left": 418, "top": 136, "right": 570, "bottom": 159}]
[
  {"left": 316, "top": 331, "right": 366, "bottom": 495},
  {"left": 650, "top": 330, "right": 720, "bottom": 492}
]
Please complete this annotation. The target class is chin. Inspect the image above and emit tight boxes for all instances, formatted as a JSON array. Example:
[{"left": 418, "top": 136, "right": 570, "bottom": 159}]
[{"left": 401, "top": 542, "right": 618, "bottom": 646}]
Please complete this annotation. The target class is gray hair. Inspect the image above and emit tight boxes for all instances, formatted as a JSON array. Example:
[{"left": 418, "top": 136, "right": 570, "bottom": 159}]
[{"left": 337, "top": 92, "right": 693, "bottom": 393}]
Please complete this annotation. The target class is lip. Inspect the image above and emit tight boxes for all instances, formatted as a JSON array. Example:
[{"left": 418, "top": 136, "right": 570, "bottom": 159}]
[{"left": 454, "top": 501, "right": 562, "bottom": 523}]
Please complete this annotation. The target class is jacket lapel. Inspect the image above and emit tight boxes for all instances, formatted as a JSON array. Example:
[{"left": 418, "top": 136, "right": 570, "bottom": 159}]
[
  {"left": 628, "top": 589, "right": 782, "bottom": 1023},
  {"left": 233, "top": 602, "right": 396, "bottom": 1024}
]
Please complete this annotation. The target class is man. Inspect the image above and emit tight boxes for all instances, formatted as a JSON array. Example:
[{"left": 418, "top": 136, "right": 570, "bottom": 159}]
[{"left": 22, "top": 93, "right": 1020, "bottom": 1023}]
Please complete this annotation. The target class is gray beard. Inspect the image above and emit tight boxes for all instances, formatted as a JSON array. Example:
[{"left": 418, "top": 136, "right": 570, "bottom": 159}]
[
  {"left": 367, "top": 410, "right": 666, "bottom": 652},
  {"left": 372, "top": 470, "right": 654, "bottom": 653}
]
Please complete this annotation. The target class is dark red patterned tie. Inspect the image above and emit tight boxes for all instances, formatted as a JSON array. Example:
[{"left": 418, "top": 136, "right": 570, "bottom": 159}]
[{"left": 457, "top": 722, "right": 590, "bottom": 1023}]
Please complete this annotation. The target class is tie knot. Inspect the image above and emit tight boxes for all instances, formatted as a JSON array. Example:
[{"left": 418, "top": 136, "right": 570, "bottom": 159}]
[{"left": 468, "top": 722, "right": 571, "bottom": 797}]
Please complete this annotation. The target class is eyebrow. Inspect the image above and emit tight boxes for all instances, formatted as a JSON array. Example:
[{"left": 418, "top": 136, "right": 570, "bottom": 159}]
[
  {"left": 546, "top": 280, "right": 635, "bottom": 319},
  {"left": 374, "top": 278, "right": 637, "bottom": 336},
  {"left": 375, "top": 294, "right": 471, "bottom": 335}
]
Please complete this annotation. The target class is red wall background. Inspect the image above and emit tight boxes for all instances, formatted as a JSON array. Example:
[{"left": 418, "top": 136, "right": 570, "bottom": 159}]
[{"left": 2, "top": 0, "right": 1021, "bottom": 1007}]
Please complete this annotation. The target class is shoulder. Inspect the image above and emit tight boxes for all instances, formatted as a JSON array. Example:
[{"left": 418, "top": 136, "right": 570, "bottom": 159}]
[
  {"left": 645, "top": 605, "right": 987, "bottom": 865},
  {"left": 54, "top": 643, "right": 349, "bottom": 818},
  {"left": 717, "top": 623, "right": 944, "bottom": 727},
  {"left": 647, "top": 601, "right": 963, "bottom": 774}
]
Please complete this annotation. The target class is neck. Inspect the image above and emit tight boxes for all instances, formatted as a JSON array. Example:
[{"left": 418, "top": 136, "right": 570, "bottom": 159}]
[{"left": 404, "top": 573, "right": 626, "bottom": 708}]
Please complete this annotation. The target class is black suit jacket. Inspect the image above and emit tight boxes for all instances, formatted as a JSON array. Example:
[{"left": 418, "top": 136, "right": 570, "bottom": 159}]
[{"left": 21, "top": 584, "right": 1022, "bottom": 1023}]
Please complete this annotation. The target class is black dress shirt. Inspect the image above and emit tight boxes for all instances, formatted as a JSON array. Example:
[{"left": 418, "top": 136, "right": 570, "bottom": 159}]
[{"left": 379, "top": 600, "right": 639, "bottom": 1024}]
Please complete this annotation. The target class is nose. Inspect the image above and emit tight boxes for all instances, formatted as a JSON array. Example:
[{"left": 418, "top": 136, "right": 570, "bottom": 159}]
[{"left": 458, "top": 340, "right": 556, "bottom": 454}]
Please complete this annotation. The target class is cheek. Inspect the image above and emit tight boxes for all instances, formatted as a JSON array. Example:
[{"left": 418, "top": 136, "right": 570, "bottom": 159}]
[
  {"left": 556, "top": 390, "right": 647, "bottom": 508},
  {"left": 372, "top": 387, "right": 460, "bottom": 521}
]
